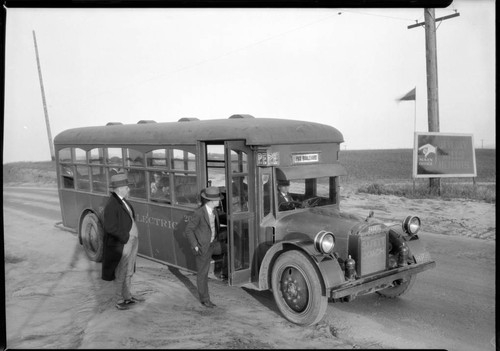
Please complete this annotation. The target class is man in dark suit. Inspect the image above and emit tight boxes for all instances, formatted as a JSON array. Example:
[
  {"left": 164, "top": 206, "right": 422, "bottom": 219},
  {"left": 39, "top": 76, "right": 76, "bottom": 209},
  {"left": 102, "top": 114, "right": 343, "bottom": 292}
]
[
  {"left": 184, "top": 187, "right": 227, "bottom": 308},
  {"left": 277, "top": 179, "right": 298, "bottom": 211},
  {"left": 102, "top": 173, "right": 144, "bottom": 310}
]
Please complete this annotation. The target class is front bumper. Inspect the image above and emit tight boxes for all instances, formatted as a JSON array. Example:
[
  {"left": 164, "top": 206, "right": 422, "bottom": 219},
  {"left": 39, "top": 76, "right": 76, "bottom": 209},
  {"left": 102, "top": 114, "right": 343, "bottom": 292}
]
[{"left": 329, "top": 260, "right": 436, "bottom": 299}]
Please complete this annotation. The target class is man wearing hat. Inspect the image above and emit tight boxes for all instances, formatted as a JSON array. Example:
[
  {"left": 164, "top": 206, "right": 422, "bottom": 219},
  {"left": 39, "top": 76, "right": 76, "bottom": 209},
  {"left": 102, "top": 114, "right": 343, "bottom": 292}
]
[
  {"left": 102, "top": 173, "right": 144, "bottom": 310},
  {"left": 184, "top": 186, "right": 227, "bottom": 308},
  {"left": 277, "top": 179, "right": 297, "bottom": 211}
]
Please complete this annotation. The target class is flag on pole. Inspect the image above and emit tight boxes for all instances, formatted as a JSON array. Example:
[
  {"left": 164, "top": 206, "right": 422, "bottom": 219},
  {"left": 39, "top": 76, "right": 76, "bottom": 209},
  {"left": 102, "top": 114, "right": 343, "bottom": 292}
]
[{"left": 397, "top": 87, "right": 416, "bottom": 101}]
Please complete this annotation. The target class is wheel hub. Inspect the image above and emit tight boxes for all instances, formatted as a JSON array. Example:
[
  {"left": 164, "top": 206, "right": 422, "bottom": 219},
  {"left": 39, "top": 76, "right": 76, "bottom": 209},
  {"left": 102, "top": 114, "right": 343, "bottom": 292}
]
[{"left": 280, "top": 267, "right": 309, "bottom": 313}]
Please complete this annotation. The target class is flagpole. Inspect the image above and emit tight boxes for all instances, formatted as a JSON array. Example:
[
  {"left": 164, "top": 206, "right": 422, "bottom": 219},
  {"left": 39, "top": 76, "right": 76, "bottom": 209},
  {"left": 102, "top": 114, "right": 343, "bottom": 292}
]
[
  {"left": 414, "top": 98, "right": 417, "bottom": 132},
  {"left": 413, "top": 87, "right": 417, "bottom": 194}
]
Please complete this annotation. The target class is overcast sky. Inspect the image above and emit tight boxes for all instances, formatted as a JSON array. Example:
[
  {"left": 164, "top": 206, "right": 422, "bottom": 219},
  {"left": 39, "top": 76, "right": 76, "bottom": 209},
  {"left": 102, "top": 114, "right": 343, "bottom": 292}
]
[{"left": 3, "top": 1, "right": 495, "bottom": 163}]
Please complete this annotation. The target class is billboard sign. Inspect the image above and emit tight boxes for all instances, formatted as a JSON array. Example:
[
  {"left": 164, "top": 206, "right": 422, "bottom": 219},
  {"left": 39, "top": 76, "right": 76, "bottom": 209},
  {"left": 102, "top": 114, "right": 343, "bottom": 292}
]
[{"left": 413, "top": 132, "right": 476, "bottom": 178}]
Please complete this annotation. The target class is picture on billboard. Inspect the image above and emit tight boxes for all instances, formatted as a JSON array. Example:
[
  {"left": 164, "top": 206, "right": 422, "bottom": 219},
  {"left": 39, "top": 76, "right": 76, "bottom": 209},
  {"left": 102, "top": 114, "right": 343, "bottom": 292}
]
[{"left": 413, "top": 132, "right": 477, "bottom": 178}]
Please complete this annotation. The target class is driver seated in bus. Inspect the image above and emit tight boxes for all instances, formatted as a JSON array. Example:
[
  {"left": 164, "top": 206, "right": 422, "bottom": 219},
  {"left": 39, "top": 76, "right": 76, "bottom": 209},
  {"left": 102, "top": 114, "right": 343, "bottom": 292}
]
[{"left": 277, "top": 179, "right": 297, "bottom": 211}]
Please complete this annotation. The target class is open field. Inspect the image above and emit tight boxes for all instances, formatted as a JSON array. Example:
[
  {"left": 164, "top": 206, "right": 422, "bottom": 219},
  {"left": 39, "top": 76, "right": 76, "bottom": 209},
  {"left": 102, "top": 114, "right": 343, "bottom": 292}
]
[
  {"left": 339, "top": 148, "right": 496, "bottom": 183},
  {"left": 339, "top": 148, "right": 495, "bottom": 203},
  {"left": 3, "top": 148, "right": 495, "bottom": 202}
]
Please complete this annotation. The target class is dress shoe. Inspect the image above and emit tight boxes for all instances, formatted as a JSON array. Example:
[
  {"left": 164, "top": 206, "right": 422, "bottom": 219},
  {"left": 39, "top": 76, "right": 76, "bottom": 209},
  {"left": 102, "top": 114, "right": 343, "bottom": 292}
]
[
  {"left": 130, "top": 296, "right": 145, "bottom": 302},
  {"left": 115, "top": 301, "right": 130, "bottom": 310},
  {"left": 201, "top": 300, "right": 216, "bottom": 308}
]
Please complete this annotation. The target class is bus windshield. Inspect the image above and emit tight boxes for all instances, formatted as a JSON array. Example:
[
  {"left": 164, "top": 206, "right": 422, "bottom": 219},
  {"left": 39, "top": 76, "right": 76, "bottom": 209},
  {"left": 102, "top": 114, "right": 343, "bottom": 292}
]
[{"left": 278, "top": 176, "right": 337, "bottom": 211}]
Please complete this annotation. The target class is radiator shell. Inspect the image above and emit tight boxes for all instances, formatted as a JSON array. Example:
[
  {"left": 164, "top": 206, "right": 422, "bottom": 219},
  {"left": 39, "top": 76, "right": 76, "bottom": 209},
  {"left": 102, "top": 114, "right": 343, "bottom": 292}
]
[{"left": 349, "top": 231, "right": 388, "bottom": 277}]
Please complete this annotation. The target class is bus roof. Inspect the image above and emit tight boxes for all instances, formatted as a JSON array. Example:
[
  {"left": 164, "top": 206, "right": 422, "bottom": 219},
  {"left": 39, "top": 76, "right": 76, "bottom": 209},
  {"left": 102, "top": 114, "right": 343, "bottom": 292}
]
[{"left": 54, "top": 117, "right": 344, "bottom": 147}]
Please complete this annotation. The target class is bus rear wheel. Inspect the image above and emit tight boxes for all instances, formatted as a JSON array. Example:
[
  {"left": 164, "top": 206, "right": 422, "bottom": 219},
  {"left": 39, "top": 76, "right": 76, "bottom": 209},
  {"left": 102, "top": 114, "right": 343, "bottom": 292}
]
[
  {"left": 271, "top": 250, "right": 328, "bottom": 326},
  {"left": 81, "top": 212, "right": 104, "bottom": 262}
]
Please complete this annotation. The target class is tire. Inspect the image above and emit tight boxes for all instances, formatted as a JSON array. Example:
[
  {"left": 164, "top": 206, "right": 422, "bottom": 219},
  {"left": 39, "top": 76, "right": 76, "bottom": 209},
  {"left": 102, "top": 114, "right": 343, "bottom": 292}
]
[
  {"left": 271, "top": 250, "right": 328, "bottom": 326},
  {"left": 376, "top": 274, "right": 416, "bottom": 298},
  {"left": 80, "top": 212, "right": 104, "bottom": 262}
]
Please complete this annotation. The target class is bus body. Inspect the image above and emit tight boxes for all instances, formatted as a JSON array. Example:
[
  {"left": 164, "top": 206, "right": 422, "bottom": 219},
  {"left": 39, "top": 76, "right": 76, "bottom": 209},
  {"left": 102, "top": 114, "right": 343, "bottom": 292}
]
[{"left": 54, "top": 115, "right": 435, "bottom": 326}]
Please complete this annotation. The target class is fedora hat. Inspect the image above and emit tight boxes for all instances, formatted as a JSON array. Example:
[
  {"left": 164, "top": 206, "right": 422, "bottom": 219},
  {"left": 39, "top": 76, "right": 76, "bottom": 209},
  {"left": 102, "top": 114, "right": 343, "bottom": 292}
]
[
  {"left": 200, "top": 186, "right": 223, "bottom": 201},
  {"left": 110, "top": 173, "right": 132, "bottom": 188},
  {"left": 277, "top": 179, "right": 290, "bottom": 186}
]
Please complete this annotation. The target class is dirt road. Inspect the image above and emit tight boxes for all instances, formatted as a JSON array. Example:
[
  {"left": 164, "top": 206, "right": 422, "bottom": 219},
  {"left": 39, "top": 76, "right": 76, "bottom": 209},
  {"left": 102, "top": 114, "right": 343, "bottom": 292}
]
[{"left": 3, "top": 186, "right": 496, "bottom": 349}]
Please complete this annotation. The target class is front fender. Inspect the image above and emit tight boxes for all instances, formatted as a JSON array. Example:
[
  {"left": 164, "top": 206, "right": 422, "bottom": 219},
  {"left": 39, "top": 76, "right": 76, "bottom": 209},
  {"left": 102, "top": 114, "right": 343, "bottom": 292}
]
[
  {"left": 258, "top": 240, "right": 345, "bottom": 292},
  {"left": 405, "top": 237, "right": 433, "bottom": 263},
  {"left": 390, "top": 226, "right": 433, "bottom": 263}
]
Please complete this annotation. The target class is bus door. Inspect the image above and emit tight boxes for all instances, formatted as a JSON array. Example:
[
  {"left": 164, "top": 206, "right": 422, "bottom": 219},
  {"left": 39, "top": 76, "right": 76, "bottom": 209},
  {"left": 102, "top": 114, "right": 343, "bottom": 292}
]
[{"left": 225, "top": 140, "right": 255, "bottom": 285}]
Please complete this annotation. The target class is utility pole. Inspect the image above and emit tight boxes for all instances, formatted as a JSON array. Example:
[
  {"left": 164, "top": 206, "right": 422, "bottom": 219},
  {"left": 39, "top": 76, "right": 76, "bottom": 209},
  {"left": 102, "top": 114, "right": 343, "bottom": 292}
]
[
  {"left": 408, "top": 9, "right": 460, "bottom": 195},
  {"left": 33, "top": 30, "right": 55, "bottom": 161}
]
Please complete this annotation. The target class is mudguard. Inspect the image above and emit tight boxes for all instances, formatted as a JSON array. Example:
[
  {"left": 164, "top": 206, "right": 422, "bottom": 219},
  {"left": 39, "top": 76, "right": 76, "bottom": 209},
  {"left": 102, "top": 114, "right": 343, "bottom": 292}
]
[
  {"left": 258, "top": 240, "right": 345, "bottom": 293},
  {"left": 405, "top": 238, "right": 433, "bottom": 263},
  {"left": 389, "top": 226, "right": 433, "bottom": 264}
]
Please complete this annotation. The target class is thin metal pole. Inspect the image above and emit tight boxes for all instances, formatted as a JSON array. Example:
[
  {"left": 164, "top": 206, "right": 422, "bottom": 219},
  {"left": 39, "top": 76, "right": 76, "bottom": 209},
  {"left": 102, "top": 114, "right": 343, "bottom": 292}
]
[
  {"left": 33, "top": 30, "right": 55, "bottom": 161},
  {"left": 414, "top": 95, "right": 417, "bottom": 132}
]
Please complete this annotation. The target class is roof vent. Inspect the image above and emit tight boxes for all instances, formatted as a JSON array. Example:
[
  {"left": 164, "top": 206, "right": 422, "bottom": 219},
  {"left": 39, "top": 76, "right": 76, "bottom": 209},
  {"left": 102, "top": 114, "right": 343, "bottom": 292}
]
[
  {"left": 178, "top": 117, "right": 200, "bottom": 122},
  {"left": 106, "top": 122, "right": 123, "bottom": 126},
  {"left": 229, "top": 114, "right": 254, "bottom": 119},
  {"left": 138, "top": 120, "right": 157, "bottom": 124}
]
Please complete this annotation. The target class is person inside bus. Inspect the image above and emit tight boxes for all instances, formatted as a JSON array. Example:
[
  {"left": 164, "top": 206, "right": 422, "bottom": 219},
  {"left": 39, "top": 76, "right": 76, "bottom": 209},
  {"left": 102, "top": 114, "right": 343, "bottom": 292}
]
[
  {"left": 184, "top": 187, "right": 228, "bottom": 308},
  {"left": 277, "top": 179, "right": 297, "bottom": 211},
  {"left": 102, "top": 173, "right": 145, "bottom": 310},
  {"left": 150, "top": 172, "right": 169, "bottom": 198}
]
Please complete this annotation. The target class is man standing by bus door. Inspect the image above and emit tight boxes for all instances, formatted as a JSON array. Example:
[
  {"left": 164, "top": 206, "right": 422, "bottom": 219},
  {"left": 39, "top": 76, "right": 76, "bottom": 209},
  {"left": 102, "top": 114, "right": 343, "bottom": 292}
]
[
  {"left": 185, "top": 187, "right": 227, "bottom": 308},
  {"left": 102, "top": 173, "right": 145, "bottom": 310}
]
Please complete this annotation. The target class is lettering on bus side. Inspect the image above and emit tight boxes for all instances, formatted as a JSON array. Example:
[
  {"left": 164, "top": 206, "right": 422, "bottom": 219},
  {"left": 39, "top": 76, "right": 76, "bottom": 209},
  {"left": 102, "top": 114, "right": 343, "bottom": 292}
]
[{"left": 136, "top": 214, "right": 178, "bottom": 229}]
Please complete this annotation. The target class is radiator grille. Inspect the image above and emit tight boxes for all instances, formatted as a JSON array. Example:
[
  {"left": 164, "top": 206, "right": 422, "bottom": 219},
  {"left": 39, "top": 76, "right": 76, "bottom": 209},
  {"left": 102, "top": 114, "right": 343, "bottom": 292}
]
[{"left": 349, "top": 231, "right": 387, "bottom": 276}]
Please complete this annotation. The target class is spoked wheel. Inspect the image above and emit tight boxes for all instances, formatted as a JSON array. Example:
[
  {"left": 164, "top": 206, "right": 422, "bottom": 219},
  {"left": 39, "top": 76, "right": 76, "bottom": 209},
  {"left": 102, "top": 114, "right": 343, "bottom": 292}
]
[
  {"left": 271, "top": 250, "right": 327, "bottom": 326},
  {"left": 80, "top": 212, "right": 104, "bottom": 262}
]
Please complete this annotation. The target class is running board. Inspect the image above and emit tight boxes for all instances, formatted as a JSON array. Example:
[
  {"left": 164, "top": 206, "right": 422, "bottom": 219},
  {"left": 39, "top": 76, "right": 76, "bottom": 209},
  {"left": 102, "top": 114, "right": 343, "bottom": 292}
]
[{"left": 54, "top": 221, "right": 77, "bottom": 233}]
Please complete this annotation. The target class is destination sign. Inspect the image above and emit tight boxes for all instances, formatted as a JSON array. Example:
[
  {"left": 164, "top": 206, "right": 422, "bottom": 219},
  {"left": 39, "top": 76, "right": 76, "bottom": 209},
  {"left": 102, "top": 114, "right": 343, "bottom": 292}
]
[
  {"left": 291, "top": 152, "right": 320, "bottom": 164},
  {"left": 257, "top": 152, "right": 280, "bottom": 166}
]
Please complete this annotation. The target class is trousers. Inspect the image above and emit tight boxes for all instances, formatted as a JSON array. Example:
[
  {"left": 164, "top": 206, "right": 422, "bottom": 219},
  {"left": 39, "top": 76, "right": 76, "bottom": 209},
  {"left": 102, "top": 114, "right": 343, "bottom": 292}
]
[
  {"left": 195, "top": 240, "right": 227, "bottom": 303},
  {"left": 114, "top": 222, "right": 139, "bottom": 301}
]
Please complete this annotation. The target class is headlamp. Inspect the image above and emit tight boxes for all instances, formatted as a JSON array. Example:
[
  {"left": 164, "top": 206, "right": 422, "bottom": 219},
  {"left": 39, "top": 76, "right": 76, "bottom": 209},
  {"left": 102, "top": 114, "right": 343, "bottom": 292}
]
[
  {"left": 403, "top": 215, "right": 421, "bottom": 235},
  {"left": 314, "top": 230, "right": 335, "bottom": 254}
]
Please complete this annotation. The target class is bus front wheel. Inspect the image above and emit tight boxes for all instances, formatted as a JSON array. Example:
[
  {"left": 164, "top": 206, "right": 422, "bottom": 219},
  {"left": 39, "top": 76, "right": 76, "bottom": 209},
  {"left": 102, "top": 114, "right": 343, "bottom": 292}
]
[
  {"left": 80, "top": 212, "right": 104, "bottom": 262},
  {"left": 271, "top": 250, "right": 328, "bottom": 326}
]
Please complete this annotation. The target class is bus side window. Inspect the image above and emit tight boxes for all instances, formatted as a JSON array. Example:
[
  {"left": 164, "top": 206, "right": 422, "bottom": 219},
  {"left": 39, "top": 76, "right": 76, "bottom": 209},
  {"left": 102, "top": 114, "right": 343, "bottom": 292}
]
[
  {"left": 75, "top": 165, "right": 90, "bottom": 191},
  {"left": 150, "top": 171, "right": 170, "bottom": 203},
  {"left": 173, "top": 174, "right": 198, "bottom": 206},
  {"left": 127, "top": 169, "right": 146, "bottom": 199},
  {"left": 262, "top": 174, "right": 271, "bottom": 217},
  {"left": 61, "top": 165, "right": 74, "bottom": 189}
]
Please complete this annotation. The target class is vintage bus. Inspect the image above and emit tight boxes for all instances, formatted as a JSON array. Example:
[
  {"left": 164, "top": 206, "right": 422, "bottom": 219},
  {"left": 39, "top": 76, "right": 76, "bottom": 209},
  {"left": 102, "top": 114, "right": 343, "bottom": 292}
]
[{"left": 54, "top": 115, "right": 435, "bottom": 326}]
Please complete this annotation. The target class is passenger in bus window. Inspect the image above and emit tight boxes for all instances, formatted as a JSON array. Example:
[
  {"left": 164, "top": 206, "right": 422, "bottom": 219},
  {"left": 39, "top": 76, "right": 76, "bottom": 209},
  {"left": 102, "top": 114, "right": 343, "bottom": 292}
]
[
  {"left": 102, "top": 173, "right": 145, "bottom": 310},
  {"left": 277, "top": 179, "right": 297, "bottom": 211},
  {"left": 184, "top": 187, "right": 228, "bottom": 308},
  {"left": 151, "top": 172, "right": 169, "bottom": 198}
]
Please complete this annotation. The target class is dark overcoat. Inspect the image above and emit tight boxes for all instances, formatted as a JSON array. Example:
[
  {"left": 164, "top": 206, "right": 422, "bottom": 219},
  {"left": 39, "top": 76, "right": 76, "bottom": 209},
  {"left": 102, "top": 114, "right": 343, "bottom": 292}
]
[
  {"left": 101, "top": 192, "right": 135, "bottom": 281},
  {"left": 184, "top": 206, "right": 221, "bottom": 256}
]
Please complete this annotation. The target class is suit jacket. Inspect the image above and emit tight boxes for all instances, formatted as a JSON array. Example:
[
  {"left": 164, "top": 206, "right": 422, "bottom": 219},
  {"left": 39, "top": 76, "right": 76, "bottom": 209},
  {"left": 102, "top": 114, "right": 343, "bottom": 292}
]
[
  {"left": 101, "top": 192, "right": 135, "bottom": 281},
  {"left": 184, "top": 205, "right": 221, "bottom": 256},
  {"left": 278, "top": 191, "right": 294, "bottom": 205}
]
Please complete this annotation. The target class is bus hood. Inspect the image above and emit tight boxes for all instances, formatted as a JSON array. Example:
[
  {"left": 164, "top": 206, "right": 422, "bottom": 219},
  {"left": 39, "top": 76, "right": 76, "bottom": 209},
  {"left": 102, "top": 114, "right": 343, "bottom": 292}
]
[{"left": 274, "top": 207, "right": 384, "bottom": 256}]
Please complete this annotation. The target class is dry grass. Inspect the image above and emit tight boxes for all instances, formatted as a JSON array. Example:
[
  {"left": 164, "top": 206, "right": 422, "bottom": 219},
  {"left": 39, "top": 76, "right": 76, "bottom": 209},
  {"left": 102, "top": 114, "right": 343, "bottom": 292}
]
[{"left": 340, "top": 149, "right": 496, "bottom": 203}]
